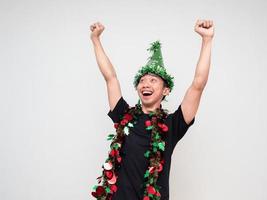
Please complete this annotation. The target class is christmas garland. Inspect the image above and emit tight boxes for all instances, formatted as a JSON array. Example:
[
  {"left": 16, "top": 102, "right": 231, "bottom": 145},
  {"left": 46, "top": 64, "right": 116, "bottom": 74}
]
[{"left": 91, "top": 101, "right": 169, "bottom": 200}]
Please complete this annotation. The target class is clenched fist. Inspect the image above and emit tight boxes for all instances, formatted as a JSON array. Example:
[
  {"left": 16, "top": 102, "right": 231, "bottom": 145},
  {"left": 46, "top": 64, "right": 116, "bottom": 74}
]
[
  {"left": 90, "top": 22, "right": 105, "bottom": 40},
  {"left": 194, "top": 19, "right": 215, "bottom": 40}
]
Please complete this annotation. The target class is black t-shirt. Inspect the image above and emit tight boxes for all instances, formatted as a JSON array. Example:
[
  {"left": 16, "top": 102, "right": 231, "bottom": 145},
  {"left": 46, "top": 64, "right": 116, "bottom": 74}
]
[{"left": 108, "top": 96, "right": 195, "bottom": 200}]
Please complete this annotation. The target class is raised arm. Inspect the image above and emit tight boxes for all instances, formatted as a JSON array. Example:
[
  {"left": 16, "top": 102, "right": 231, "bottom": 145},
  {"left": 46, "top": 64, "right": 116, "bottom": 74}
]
[
  {"left": 90, "top": 22, "right": 122, "bottom": 111},
  {"left": 181, "top": 19, "right": 215, "bottom": 124}
]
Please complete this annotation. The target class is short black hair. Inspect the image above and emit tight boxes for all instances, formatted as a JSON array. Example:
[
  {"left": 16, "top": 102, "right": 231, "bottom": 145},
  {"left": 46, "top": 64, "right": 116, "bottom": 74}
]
[{"left": 161, "top": 80, "right": 169, "bottom": 101}]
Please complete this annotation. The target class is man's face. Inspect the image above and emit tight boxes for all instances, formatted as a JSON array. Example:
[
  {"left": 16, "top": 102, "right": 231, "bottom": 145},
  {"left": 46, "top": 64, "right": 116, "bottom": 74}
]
[{"left": 136, "top": 74, "right": 170, "bottom": 107}]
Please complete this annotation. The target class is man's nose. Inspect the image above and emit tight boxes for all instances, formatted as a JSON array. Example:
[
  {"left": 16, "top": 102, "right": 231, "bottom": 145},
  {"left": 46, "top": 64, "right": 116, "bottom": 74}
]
[{"left": 142, "top": 81, "right": 150, "bottom": 87}]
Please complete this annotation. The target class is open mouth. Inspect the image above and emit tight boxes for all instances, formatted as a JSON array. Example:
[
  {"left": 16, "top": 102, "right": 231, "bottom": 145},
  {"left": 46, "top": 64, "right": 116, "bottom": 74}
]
[{"left": 142, "top": 90, "right": 153, "bottom": 97}]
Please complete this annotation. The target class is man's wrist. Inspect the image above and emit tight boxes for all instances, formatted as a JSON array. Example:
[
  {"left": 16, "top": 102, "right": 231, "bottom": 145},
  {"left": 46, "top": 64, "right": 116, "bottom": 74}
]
[
  {"left": 91, "top": 36, "right": 101, "bottom": 44},
  {"left": 202, "top": 37, "right": 213, "bottom": 43}
]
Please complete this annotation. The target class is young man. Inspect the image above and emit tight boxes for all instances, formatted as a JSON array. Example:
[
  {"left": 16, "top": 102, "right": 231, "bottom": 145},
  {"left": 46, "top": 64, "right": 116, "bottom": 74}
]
[{"left": 90, "top": 20, "right": 214, "bottom": 200}]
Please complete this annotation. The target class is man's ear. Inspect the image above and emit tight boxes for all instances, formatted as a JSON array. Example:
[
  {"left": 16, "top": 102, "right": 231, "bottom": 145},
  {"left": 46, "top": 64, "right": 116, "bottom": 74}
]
[{"left": 163, "top": 87, "right": 170, "bottom": 96}]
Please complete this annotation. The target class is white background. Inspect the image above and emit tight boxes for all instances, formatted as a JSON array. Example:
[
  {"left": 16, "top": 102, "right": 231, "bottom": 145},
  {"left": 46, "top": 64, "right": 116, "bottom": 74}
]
[{"left": 0, "top": 0, "right": 266, "bottom": 199}]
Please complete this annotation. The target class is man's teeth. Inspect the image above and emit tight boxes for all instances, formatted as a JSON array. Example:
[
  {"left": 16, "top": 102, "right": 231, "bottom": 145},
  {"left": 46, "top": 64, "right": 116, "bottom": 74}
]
[{"left": 142, "top": 91, "right": 153, "bottom": 96}]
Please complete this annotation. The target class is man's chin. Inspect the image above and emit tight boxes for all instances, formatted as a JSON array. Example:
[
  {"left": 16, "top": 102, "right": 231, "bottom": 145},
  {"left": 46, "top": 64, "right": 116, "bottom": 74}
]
[{"left": 140, "top": 98, "right": 155, "bottom": 106}]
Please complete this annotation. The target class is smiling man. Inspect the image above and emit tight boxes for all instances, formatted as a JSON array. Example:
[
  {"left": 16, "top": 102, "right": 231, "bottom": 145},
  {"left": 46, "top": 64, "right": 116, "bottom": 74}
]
[
  {"left": 90, "top": 20, "right": 214, "bottom": 200},
  {"left": 137, "top": 73, "right": 170, "bottom": 111}
]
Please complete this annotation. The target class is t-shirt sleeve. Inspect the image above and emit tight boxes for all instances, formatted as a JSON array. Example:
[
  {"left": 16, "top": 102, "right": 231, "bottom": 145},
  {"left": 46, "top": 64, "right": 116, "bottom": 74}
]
[
  {"left": 107, "top": 96, "right": 130, "bottom": 123},
  {"left": 168, "top": 104, "right": 195, "bottom": 150}
]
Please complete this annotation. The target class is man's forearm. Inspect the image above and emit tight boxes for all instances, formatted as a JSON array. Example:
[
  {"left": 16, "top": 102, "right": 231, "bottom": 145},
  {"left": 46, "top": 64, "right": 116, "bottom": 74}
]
[
  {"left": 91, "top": 37, "right": 117, "bottom": 82},
  {"left": 193, "top": 38, "right": 213, "bottom": 89}
]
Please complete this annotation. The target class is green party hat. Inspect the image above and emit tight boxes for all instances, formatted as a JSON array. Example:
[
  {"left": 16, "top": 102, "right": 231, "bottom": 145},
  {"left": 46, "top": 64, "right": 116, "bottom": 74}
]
[{"left": 133, "top": 40, "right": 174, "bottom": 91}]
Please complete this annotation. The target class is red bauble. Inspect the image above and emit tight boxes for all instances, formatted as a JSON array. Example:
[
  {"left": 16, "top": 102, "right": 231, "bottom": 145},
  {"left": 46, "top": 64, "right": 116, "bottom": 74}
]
[
  {"left": 147, "top": 185, "right": 156, "bottom": 195},
  {"left": 158, "top": 122, "right": 168, "bottom": 132},
  {"left": 143, "top": 196, "right": 150, "bottom": 200},
  {"left": 109, "top": 149, "right": 118, "bottom": 157},
  {"left": 105, "top": 170, "right": 113, "bottom": 179},
  {"left": 110, "top": 184, "right": 117, "bottom": 192},
  {"left": 117, "top": 156, "right": 122, "bottom": 163},
  {"left": 161, "top": 124, "right": 168, "bottom": 132},
  {"left": 92, "top": 185, "right": 105, "bottom": 197},
  {"left": 124, "top": 113, "right": 133, "bottom": 121},
  {"left": 155, "top": 191, "right": 161, "bottom": 197},
  {"left": 157, "top": 163, "right": 163, "bottom": 172},
  {"left": 114, "top": 123, "right": 119, "bottom": 129},
  {"left": 149, "top": 166, "right": 155, "bottom": 174},
  {"left": 120, "top": 119, "right": 128, "bottom": 126},
  {"left": 107, "top": 174, "right": 117, "bottom": 184},
  {"left": 157, "top": 122, "right": 163, "bottom": 128},
  {"left": 91, "top": 192, "right": 97, "bottom": 198},
  {"left": 145, "top": 120, "right": 152, "bottom": 127}
]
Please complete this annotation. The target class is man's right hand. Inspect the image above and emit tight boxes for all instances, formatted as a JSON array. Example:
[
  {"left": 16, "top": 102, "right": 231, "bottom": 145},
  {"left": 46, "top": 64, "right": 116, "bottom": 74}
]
[{"left": 90, "top": 22, "right": 105, "bottom": 40}]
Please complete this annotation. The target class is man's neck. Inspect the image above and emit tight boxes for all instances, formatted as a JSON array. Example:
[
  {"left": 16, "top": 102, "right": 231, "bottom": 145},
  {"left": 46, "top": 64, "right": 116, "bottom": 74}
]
[{"left": 141, "top": 103, "right": 161, "bottom": 114}]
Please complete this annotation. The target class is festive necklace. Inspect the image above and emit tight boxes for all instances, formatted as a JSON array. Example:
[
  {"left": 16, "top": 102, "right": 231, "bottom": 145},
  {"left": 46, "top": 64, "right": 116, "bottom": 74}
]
[{"left": 91, "top": 101, "right": 169, "bottom": 200}]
